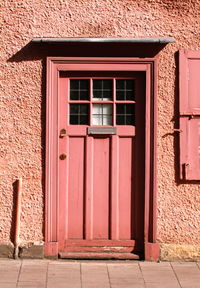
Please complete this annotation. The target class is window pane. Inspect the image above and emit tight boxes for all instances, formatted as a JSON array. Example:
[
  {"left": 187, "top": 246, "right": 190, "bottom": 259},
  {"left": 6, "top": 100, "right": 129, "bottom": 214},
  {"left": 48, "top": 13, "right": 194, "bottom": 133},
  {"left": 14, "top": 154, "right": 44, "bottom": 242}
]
[
  {"left": 80, "top": 104, "right": 88, "bottom": 114},
  {"left": 126, "top": 115, "right": 133, "bottom": 125},
  {"left": 93, "top": 104, "right": 102, "bottom": 115},
  {"left": 116, "top": 80, "right": 135, "bottom": 101},
  {"left": 116, "top": 104, "right": 135, "bottom": 125},
  {"left": 92, "top": 115, "right": 102, "bottom": 125},
  {"left": 116, "top": 115, "right": 125, "bottom": 125},
  {"left": 70, "top": 80, "right": 79, "bottom": 89},
  {"left": 116, "top": 91, "right": 124, "bottom": 100},
  {"left": 70, "top": 104, "right": 79, "bottom": 114},
  {"left": 80, "top": 115, "right": 88, "bottom": 124},
  {"left": 93, "top": 80, "right": 102, "bottom": 89},
  {"left": 70, "top": 104, "right": 89, "bottom": 125},
  {"left": 70, "top": 80, "right": 89, "bottom": 100},
  {"left": 126, "top": 104, "right": 134, "bottom": 114},
  {"left": 70, "top": 115, "right": 79, "bottom": 125},
  {"left": 93, "top": 90, "right": 102, "bottom": 100},
  {"left": 103, "top": 116, "right": 112, "bottom": 125},
  {"left": 116, "top": 104, "right": 125, "bottom": 114},
  {"left": 103, "top": 104, "right": 112, "bottom": 114},
  {"left": 92, "top": 104, "right": 112, "bottom": 125},
  {"left": 93, "top": 79, "right": 112, "bottom": 100}
]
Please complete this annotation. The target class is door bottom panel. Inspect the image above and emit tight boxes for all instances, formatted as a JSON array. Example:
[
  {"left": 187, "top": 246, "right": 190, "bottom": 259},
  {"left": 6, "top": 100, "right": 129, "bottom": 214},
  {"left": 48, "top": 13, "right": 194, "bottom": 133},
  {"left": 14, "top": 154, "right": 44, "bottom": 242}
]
[
  {"left": 59, "top": 239, "right": 143, "bottom": 259},
  {"left": 59, "top": 252, "right": 140, "bottom": 260}
]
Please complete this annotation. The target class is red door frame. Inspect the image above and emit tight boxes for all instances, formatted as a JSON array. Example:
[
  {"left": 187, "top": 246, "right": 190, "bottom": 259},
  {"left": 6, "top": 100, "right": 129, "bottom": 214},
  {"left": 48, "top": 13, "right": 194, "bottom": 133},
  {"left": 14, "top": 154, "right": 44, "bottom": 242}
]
[{"left": 45, "top": 57, "right": 159, "bottom": 261}]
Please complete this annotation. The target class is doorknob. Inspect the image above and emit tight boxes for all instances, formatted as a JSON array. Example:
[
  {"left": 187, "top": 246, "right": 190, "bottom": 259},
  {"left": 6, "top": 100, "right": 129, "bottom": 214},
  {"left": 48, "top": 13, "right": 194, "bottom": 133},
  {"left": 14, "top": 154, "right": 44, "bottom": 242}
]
[
  {"left": 60, "top": 129, "right": 67, "bottom": 138},
  {"left": 60, "top": 153, "right": 67, "bottom": 160}
]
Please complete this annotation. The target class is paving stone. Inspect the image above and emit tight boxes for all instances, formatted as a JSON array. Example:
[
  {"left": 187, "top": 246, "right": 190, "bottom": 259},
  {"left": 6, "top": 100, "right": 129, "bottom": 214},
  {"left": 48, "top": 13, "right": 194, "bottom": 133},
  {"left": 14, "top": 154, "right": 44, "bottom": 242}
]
[
  {"left": 17, "top": 281, "right": 46, "bottom": 288},
  {"left": 108, "top": 263, "right": 145, "bottom": 288},
  {"left": 0, "top": 260, "right": 21, "bottom": 283},
  {"left": 0, "top": 284, "right": 17, "bottom": 288},
  {"left": 171, "top": 262, "right": 200, "bottom": 288},
  {"left": 18, "top": 261, "right": 48, "bottom": 283},
  {"left": 47, "top": 282, "right": 81, "bottom": 288},
  {"left": 47, "top": 262, "right": 81, "bottom": 288},
  {"left": 140, "top": 262, "right": 180, "bottom": 288},
  {"left": 0, "top": 260, "right": 200, "bottom": 287},
  {"left": 81, "top": 263, "right": 110, "bottom": 288}
]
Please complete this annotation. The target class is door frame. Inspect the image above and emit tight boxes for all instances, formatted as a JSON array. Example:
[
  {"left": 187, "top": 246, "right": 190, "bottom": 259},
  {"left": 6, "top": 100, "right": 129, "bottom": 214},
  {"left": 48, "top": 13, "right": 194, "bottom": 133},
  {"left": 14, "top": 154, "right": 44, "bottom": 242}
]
[{"left": 45, "top": 57, "right": 159, "bottom": 260}]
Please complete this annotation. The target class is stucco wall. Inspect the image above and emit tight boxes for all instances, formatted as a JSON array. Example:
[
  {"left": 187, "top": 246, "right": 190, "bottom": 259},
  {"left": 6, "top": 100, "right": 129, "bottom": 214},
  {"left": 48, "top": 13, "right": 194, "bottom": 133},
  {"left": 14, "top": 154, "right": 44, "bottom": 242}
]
[{"left": 0, "top": 0, "right": 200, "bottom": 255}]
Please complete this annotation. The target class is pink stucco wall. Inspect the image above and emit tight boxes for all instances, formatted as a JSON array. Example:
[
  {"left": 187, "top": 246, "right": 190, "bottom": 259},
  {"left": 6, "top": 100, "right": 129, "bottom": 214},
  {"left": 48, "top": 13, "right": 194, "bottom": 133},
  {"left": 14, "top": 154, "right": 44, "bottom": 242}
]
[{"left": 0, "top": 0, "right": 200, "bottom": 247}]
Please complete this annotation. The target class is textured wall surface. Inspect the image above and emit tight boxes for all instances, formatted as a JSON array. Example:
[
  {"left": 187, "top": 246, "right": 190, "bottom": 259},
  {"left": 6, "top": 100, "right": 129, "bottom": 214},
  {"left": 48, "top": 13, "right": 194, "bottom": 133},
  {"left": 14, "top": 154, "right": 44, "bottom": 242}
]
[{"left": 0, "top": 0, "right": 200, "bottom": 248}]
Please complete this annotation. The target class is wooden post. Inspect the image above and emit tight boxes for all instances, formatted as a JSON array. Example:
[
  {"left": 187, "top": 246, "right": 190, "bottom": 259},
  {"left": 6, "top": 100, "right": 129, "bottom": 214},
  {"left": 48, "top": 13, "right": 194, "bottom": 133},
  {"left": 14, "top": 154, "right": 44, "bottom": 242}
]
[{"left": 14, "top": 177, "right": 22, "bottom": 259}]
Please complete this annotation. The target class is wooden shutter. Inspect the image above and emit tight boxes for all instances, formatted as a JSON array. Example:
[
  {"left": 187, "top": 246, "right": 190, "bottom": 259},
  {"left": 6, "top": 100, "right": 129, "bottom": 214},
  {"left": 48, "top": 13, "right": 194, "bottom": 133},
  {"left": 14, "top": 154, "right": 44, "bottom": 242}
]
[{"left": 179, "top": 50, "right": 200, "bottom": 180}]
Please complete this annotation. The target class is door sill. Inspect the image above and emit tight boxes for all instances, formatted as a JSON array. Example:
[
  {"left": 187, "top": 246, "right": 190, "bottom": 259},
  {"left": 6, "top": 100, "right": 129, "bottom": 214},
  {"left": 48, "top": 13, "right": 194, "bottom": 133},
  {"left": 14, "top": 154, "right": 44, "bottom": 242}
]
[{"left": 59, "top": 252, "right": 140, "bottom": 260}]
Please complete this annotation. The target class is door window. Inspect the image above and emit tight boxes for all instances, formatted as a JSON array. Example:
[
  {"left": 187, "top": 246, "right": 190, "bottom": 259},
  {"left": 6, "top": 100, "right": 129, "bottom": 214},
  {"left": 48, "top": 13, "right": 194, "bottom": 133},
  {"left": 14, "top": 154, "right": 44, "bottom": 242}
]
[{"left": 69, "top": 78, "right": 136, "bottom": 126}]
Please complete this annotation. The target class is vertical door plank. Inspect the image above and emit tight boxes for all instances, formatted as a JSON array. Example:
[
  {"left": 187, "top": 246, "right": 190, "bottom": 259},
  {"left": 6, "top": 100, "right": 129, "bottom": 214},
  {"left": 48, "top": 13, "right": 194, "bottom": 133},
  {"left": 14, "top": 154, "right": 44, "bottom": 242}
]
[
  {"left": 68, "top": 137, "right": 85, "bottom": 239},
  {"left": 118, "top": 137, "right": 134, "bottom": 239},
  {"left": 110, "top": 135, "right": 119, "bottom": 240},
  {"left": 93, "top": 137, "right": 110, "bottom": 239},
  {"left": 85, "top": 136, "right": 94, "bottom": 239}
]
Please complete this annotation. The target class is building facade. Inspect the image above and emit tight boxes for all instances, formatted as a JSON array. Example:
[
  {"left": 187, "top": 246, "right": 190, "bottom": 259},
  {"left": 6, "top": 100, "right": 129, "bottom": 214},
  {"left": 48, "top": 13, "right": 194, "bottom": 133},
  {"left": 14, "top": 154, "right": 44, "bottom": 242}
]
[{"left": 0, "top": 0, "right": 200, "bottom": 260}]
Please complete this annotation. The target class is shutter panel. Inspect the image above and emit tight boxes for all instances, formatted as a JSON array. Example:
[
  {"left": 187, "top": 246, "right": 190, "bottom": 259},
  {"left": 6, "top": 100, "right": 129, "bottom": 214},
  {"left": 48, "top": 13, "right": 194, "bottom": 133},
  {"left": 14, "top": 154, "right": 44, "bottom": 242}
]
[{"left": 179, "top": 50, "right": 200, "bottom": 180}]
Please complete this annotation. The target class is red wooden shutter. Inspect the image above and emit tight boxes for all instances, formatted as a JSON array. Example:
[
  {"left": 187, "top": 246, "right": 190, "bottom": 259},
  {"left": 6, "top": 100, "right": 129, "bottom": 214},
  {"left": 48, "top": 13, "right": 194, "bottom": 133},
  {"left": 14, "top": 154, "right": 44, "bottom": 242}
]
[{"left": 179, "top": 50, "right": 200, "bottom": 180}]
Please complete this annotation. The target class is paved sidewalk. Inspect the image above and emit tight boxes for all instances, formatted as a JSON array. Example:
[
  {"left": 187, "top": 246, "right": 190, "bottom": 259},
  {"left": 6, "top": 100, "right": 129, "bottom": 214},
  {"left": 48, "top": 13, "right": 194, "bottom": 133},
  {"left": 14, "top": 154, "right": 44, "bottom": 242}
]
[{"left": 0, "top": 260, "right": 199, "bottom": 288}]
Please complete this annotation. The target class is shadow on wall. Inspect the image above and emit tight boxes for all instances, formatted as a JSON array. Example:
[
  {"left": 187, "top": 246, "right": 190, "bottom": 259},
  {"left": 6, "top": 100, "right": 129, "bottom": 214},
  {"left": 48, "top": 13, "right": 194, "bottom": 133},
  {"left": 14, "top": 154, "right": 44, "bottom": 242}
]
[{"left": 7, "top": 40, "right": 168, "bottom": 62}]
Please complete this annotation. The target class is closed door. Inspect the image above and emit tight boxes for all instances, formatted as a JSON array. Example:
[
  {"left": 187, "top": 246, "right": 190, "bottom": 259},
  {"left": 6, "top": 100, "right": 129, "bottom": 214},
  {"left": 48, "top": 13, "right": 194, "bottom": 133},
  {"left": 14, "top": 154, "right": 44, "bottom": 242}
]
[{"left": 58, "top": 72, "right": 145, "bottom": 259}]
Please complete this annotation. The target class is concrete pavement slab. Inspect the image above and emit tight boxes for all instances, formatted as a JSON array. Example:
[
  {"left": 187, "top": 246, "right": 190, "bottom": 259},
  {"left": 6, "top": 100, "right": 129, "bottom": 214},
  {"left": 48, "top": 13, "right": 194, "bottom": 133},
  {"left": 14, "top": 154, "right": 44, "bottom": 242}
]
[
  {"left": 171, "top": 262, "right": 200, "bottom": 288},
  {"left": 139, "top": 262, "right": 181, "bottom": 288},
  {"left": 81, "top": 263, "right": 110, "bottom": 288},
  {"left": 47, "top": 262, "right": 81, "bottom": 288},
  {"left": 0, "top": 284, "right": 17, "bottom": 288},
  {"left": 0, "top": 260, "right": 199, "bottom": 288},
  {"left": 108, "top": 263, "right": 145, "bottom": 288},
  {"left": 0, "top": 260, "right": 21, "bottom": 284},
  {"left": 18, "top": 260, "right": 48, "bottom": 282},
  {"left": 197, "top": 262, "right": 200, "bottom": 270}
]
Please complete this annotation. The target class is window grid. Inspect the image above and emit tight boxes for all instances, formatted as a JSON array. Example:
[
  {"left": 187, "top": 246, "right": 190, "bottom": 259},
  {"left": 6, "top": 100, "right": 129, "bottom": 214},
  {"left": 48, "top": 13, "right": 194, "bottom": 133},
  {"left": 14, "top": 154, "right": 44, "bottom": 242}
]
[
  {"left": 116, "top": 80, "right": 135, "bottom": 101},
  {"left": 93, "top": 79, "right": 112, "bottom": 100},
  {"left": 116, "top": 104, "right": 135, "bottom": 125},
  {"left": 70, "top": 79, "right": 89, "bottom": 100},
  {"left": 92, "top": 104, "right": 112, "bottom": 125},
  {"left": 69, "top": 78, "right": 136, "bottom": 126},
  {"left": 70, "top": 104, "right": 89, "bottom": 125}
]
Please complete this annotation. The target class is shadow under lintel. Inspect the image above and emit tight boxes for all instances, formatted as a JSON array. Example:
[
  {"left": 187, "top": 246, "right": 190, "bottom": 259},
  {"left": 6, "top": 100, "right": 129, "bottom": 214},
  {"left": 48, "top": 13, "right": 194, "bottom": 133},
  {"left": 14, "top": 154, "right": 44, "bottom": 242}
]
[{"left": 7, "top": 41, "right": 169, "bottom": 63}]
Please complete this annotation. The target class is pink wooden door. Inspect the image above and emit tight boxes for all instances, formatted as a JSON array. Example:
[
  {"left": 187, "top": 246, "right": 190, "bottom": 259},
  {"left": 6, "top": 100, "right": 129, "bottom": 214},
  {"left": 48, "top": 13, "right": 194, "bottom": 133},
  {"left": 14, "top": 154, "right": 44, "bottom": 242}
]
[{"left": 58, "top": 72, "right": 145, "bottom": 259}]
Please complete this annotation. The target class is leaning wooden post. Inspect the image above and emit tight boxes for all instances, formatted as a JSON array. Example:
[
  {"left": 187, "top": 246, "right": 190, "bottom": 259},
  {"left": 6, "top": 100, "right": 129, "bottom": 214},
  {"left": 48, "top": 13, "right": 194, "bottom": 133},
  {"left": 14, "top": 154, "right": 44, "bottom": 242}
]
[{"left": 14, "top": 177, "right": 22, "bottom": 259}]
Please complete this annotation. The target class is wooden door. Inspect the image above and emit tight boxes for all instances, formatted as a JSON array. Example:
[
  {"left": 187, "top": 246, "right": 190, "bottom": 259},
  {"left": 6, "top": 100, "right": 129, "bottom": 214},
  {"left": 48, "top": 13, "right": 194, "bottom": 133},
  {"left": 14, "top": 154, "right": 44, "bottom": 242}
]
[{"left": 58, "top": 72, "right": 145, "bottom": 259}]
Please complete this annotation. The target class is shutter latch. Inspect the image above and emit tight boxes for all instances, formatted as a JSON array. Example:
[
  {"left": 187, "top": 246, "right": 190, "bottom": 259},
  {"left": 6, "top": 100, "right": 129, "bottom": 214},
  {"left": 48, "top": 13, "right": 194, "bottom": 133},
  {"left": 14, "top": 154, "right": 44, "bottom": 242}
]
[{"left": 173, "top": 128, "right": 183, "bottom": 133}]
